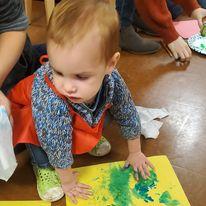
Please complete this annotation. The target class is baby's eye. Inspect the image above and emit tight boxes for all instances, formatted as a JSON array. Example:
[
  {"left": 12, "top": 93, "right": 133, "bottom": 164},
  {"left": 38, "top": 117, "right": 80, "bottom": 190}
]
[{"left": 76, "top": 75, "right": 89, "bottom": 80}]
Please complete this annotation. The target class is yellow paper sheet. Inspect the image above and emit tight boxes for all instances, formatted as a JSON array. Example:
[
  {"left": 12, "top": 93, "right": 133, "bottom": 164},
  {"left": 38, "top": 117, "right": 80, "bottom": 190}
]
[
  {"left": 66, "top": 155, "right": 190, "bottom": 206},
  {"left": 0, "top": 201, "right": 50, "bottom": 206}
]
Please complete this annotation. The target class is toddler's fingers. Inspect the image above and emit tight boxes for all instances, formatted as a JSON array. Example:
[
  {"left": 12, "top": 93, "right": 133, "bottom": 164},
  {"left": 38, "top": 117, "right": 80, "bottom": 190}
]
[
  {"left": 123, "top": 161, "right": 130, "bottom": 169},
  {"left": 76, "top": 187, "right": 93, "bottom": 196},
  {"left": 138, "top": 165, "right": 146, "bottom": 179},
  {"left": 71, "top": 190, "right": 80, "bottom": 197},
  {"left": 142, "top": 163, "right": 150, "bottom": 178},
  {"left": 77, "top": 193, "right": 91, "bottom": 200},
  {"left": 134, "top": 170, "right": 139, "bottom": 181},
  {"left": 72, "top": 189, "right": 92, "bottom": 200},
  {"left": 68, "top": 193, "right": 78, "bottom": 204},
  {"left": 140, "top": 163, "right": 151, "bottom": 179},
  {"left": 77, "top": 182, "right": 92, "bottom": 189},
  {"left": 146, "top": 160, "right": 155, "bottom": 170}
]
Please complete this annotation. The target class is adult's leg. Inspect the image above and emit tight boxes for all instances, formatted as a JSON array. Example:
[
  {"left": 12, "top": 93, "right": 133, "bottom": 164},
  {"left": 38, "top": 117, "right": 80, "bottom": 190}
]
[
  {"left": 116, "top": 0, "right": 136, "bottom": 29},
  {"left": 166, "top": 0, "right": 183, "bottom": 19},
  {"left": 197, "top": 0, "right": 206, "bottom": 8},
  {"left": 116, "top": 0, "right": 161, "bottom": 54}
]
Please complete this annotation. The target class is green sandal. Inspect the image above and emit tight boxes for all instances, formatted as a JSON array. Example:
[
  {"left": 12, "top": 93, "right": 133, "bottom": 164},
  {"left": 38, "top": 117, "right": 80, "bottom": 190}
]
[
  {"left": 89, "top": 136, "right": 111, "bottom": 157},
  {"left": 33, "top": 166, "right": 64, "bottom": 202}
]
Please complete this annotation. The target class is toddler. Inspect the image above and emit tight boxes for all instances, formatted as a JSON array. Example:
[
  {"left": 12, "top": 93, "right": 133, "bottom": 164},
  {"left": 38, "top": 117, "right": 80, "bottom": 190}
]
[{"left": 8, "top": 0, "right": 154, "bottom": 203}]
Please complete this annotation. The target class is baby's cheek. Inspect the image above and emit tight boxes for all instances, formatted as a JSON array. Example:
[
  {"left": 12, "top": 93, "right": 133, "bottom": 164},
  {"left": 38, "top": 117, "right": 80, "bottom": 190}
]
[
  {"left": 53, "top": 79, "right": 62, "bottom": 92},
  {"left": 53, "top": 76, "right": 61, "bottom": 86}
]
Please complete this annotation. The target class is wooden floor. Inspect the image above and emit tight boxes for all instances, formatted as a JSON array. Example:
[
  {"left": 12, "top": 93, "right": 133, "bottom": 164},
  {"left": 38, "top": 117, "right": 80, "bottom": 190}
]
[{"left": 0, "top": 1, "right": 206, "bottom": 206}]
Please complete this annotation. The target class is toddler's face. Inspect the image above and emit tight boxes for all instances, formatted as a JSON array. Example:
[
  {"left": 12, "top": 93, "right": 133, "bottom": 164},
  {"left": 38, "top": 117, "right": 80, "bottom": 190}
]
[{"left": 47, "top": 27, "right": 118, "bottom": 104}]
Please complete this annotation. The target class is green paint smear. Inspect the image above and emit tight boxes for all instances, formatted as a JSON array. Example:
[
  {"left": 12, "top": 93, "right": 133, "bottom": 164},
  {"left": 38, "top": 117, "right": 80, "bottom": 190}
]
[
  {"left": 132, "top": 170, "right": 158, "bottom": 203},
  {"left": 109, "top": 166, "right": 132, "bottom": 206},
  {"left": 200, "top": 43, "right": 206, "bottom": 49},
  {"left": 159, "top": 191, "right": 180, "bottom": 206},
  {"left": 102, "top": 196, "right": 108, "bottom": 202}
]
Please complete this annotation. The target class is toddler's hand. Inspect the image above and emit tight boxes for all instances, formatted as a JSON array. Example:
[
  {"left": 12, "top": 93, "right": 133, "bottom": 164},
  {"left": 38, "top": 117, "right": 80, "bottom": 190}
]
[
  {"left": 125, "top": 152, "right": 154, "bottom": 181},
  {"left": 191, "top": 8, "right": 206, "bottom": 27},
  {"left": 62, "top": 171, "right": 93, "bottom": 204}
]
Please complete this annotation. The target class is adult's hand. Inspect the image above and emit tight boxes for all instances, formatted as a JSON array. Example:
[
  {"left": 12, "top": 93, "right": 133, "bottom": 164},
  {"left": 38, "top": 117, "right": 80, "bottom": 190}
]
[
  {"left": 167, "top": 36, "right": 192, "bottom": 61},
  {"left": 191, "top": 8, "right": 206, "bottom": 27}
]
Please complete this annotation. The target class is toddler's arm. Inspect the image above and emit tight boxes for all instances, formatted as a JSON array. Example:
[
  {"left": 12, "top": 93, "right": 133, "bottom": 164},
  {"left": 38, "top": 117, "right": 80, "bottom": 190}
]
[
  {"left": 109, "top": 71, "right": 154, "bottom": 180},
  {"left": 126, "top": 137, "right": 154, "bottom": 181}
]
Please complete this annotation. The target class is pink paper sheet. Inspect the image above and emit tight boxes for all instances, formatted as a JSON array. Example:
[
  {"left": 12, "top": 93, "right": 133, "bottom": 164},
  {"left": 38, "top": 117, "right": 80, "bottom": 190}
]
[{"left": 173, "top": 20, "right": 200, "bottom": 39}]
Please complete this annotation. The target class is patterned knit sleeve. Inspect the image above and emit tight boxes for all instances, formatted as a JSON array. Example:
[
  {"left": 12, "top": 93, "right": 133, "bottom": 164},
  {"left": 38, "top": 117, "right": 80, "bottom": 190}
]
[
  {"left": 32, "top": 71, "right": 74, "bottom": 169},
  {"left": 109, "top": 70, "right": 141, "bottom": 139}
]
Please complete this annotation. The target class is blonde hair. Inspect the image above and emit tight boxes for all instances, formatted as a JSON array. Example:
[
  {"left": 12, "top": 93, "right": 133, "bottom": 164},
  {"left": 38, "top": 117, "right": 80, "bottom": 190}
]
[{"left": 47, "top": 0, "right": 119, "bottom": 63}]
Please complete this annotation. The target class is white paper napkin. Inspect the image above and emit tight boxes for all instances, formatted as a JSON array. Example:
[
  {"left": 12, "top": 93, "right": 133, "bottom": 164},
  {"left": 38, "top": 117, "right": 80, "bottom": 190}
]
[{"left": 136, "top": 106, "right": 169, "bottom": 139}]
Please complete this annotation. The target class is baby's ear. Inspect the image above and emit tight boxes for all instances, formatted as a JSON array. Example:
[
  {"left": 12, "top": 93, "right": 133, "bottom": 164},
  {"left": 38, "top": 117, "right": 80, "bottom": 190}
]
[{"left": 106, "top": 52, "right": 120, "bottom": 74}]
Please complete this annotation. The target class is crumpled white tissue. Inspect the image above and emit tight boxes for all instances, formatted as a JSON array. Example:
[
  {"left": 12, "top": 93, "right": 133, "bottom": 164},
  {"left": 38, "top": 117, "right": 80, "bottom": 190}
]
[
  {"left": 0, "top": 106, "right": 17, "bottom": 181},
  {"left": 136, "top": 106, "right": 169, "bottom": 139}
]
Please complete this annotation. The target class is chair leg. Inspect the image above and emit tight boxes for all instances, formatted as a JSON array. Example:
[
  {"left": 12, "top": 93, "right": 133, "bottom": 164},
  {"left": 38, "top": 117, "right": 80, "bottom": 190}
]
[
  {"left": 44, "top": 0, "right": 55, "bottom": 24},
  {"left": 24, "top": 0, "right": 32, "bottom": 24}
]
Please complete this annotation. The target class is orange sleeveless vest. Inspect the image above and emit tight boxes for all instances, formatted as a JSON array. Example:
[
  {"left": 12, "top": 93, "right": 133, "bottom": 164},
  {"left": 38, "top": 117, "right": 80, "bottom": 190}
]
[{"left": 8, "top": 74, "right": 110, "bottom": 154}]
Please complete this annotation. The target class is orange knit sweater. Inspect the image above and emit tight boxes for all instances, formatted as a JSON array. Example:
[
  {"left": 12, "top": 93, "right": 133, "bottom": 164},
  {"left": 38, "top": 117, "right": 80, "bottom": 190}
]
[{"left": 135, "top": 0, "right": 200, "bottom": 43}]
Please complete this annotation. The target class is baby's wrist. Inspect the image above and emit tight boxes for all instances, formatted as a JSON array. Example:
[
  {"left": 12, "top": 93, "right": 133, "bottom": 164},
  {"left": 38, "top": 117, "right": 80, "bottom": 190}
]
[
  {"left": 129, "top": 150, "right": 141, "bottom": 155},
  {"left": 55, "top": 166, "right": 73, "bottom": 183},
  {"left": 127, "top": 137, "right": 141, "bottom": 154},
  {"left": 59, "top": 173, "right": 74, "bottom": 185}
]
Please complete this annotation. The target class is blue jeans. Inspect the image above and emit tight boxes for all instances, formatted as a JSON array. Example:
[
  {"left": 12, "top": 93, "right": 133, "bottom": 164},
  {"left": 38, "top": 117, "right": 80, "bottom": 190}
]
[
  {"left": 115, "top": 0, "right": 183, "bottom": 30},
  {"left": 167, "top": 0, "right": 183, "bottom": 19},
  {"left": 26, "top": 144, "right": 51, "bottom": 168},
  {"left": 116, "top": 0, "right": 136, "bottom": 29}
]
